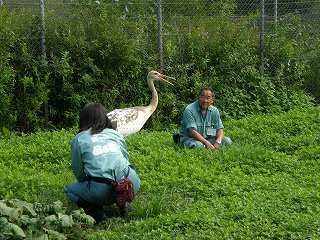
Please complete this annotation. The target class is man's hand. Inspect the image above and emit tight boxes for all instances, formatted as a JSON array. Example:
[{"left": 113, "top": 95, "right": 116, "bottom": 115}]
[
  {"left": 189, "top": 128, "right": 220, "bottom": 150},
  {"left": 213, "top": 142, "right": 221, "bottom": 149},
  {"left": 204, "top": 140, "right": 216, "bottom": 150}
]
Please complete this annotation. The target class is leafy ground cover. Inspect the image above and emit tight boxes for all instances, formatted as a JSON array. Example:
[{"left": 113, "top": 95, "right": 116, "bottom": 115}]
[{"left": 0, "top": 107, "right": 320, "bottom": 239}]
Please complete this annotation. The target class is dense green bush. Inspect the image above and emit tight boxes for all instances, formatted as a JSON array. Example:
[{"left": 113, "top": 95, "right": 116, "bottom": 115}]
[
  {"left": 164, "top": 15, "right": 314, "bottom": 120},
  {"left": 44, "top": 3, "right": 158, "bottom": 129},
  {"left": 0, "top": 8, "right": 48, "bottom": 132},
  {"left": 304, "top": 42, "right": 320, "bottom": 102},
  {"left": 0, "top": 1, "right": 317, "bottom": 132}
]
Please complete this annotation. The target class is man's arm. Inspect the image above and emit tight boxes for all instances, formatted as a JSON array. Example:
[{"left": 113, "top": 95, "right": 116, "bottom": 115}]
[
  {"left": 211, "top": 108, "right": 224, "bottom": 149},
  {"left": 213, "top": 128, "right": 224, "bottom": 149},
  {"left": 189, "top": 128, "right": 216, "bottom": 149}
]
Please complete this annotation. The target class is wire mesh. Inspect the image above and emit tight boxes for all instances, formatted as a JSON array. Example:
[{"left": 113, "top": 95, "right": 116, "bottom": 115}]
[{"left": 1, "top": 0, "right": 320, "bottom": 64}]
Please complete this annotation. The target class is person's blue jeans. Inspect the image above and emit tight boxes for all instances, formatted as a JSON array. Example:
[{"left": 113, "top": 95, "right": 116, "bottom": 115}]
[
  {"left": 64, "top": 166, "right": 140, "bottom": 206},
  {"left": 181, "top": 136, "right": 232, "bottom": 149}
]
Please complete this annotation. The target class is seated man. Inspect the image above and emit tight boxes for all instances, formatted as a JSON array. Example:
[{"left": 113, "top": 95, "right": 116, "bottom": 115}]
[{"left": 174, "top": 87, "right": 232, "bottom": 149}]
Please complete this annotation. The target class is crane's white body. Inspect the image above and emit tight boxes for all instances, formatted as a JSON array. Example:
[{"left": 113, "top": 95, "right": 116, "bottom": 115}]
[
  {"left": 106, "top": 71, "right": 174, "bottom": 137},
  {"left": 107, "top": 106, "right": 153, "bottom": 136}
]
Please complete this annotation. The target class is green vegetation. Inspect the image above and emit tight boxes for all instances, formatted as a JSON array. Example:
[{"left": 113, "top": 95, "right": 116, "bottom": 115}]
[
  {"left": 0, "top": 199, "right": 95, "bottom": 239},
  {"left": 0, "top": 1, "right": 318, "bottom": 132},
  {"left": 1, "top": 107, "right": 319, "bottom": 239}
]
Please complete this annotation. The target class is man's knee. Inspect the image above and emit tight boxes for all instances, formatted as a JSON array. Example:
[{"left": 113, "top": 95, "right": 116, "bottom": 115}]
[
  {"left": 222, "top": 136, "right": 232, "bottom": 146},
  {"left": 64, "top": 186, "right": 80, "bottom": 203},
  {"left": 183, "top": 140, "right": 205, "bottom": 148}
]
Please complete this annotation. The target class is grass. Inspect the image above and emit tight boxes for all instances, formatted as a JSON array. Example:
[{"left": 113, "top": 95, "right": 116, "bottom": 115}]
[{"left": 0, "top": 107, "right": 320, "bottom": 239}]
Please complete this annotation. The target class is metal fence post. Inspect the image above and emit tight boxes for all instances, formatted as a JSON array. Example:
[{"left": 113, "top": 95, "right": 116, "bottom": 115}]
[
  {"left": 40, "top": 0, "right": 48, "bottom": 128},
  {"left": 156, "top": 0, "right": 164, "bottom": 71},
  {"left": 274, "top": 0, "right": 278, "bottom": 24},
  {"left": 260, "top": 0, "right": 265, "bottom": 75}
]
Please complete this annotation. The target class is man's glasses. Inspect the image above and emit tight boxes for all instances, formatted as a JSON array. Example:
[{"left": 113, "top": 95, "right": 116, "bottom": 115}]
[{"left": 200, "top": 95, "right": 213, "bottom": 101}]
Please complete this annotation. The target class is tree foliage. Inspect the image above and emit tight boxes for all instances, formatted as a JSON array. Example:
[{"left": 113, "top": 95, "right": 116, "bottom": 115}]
[{"left": 0, "top": 1, "right": 318, "bottom": 132}]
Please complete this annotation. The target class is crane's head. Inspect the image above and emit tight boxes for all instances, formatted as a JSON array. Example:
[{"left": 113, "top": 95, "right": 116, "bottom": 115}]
[{"left": 147, "top": 70, "right": 175, "bottom": 86}]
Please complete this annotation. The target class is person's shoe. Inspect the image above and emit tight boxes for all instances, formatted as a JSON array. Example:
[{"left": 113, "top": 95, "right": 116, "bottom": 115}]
[
  {"left": 172, "top": 133, "right": 180, "bottom": 145},
  {"left": 77, "top": 199, "right": 105, "bottom": 224},
  {"left": 86, "top": 206, "right": 105, "bottom": 224},
  {"left": 119, "top": 202, "right": 132, "bottom": 217}
]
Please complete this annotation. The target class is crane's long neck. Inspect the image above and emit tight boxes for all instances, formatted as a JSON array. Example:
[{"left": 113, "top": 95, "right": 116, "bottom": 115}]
[{"left": 147, "top": 78, "right": 158, "bottom": 112}]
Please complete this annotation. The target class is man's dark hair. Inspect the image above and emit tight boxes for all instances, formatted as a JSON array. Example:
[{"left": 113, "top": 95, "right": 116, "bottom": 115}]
[{"left": 79, "top": 103, "right": 114, "bottom": 134}]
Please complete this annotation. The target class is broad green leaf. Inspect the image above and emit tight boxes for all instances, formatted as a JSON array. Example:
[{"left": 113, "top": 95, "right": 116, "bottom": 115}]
[
  {"left": 58, "top": 213, "right": 74, "bottom": 228},
  {"left": 20, "top": 215, "right": 39, "bottom": 226},
  {"left": 44, "top": 214, "right": 57, "bottom": 224},
  {"left": 52, "top": 201, "right": 64, "bottom": 214},
  {"left": 0, "top": 201, "right": 22, "bottom": 220},
  {"left": 7, "top": 222, "right": 26, "bottom": 238},
  {"left": 26, "top": 233, "right": 49, "bottom": 240},
  {"left": 9, "top": 198, "right": 37, "bottom": 217},
  {"left": 71, "top": 209, "right": 95, "bottom": 225},
  {"left": 44, "top": 228, "right": 66, "bottom": 240}
]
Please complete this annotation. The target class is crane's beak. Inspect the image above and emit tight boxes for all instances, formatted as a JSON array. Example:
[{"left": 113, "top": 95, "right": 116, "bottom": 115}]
[{"left": 160, "top": 74, "right": 175, "bottom": 86}]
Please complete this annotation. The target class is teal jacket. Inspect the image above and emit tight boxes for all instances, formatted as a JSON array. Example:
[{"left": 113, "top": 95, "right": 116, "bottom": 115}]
[{"left": 71, "top": 128, "right": 130, "bottom": 182}]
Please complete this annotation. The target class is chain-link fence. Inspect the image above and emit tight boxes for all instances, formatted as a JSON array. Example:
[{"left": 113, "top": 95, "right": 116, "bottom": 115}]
[{"left": 1, "top": 0, "right": 320, "bottom": 71}]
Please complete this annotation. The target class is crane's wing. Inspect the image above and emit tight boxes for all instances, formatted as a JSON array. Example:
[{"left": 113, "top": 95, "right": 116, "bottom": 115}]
[
  {"left": 107, "top": 107, "right": 147, "bottom": 136},
  {"left": 107, "top": 108, "right": 139, "bottom": 125}
]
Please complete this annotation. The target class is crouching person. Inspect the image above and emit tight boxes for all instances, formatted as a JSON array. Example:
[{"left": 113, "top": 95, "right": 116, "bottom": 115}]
[
  {"left": 64, "top": 103, "right": 140, "bottom": 223},
  {"left": 174, "top": 87, "right": 232, "bottom": 149}
]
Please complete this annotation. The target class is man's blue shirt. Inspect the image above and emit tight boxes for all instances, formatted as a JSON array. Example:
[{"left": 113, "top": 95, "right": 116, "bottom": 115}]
[{"left": 179, "top": 100, "right": 223, "bottom": 143}]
